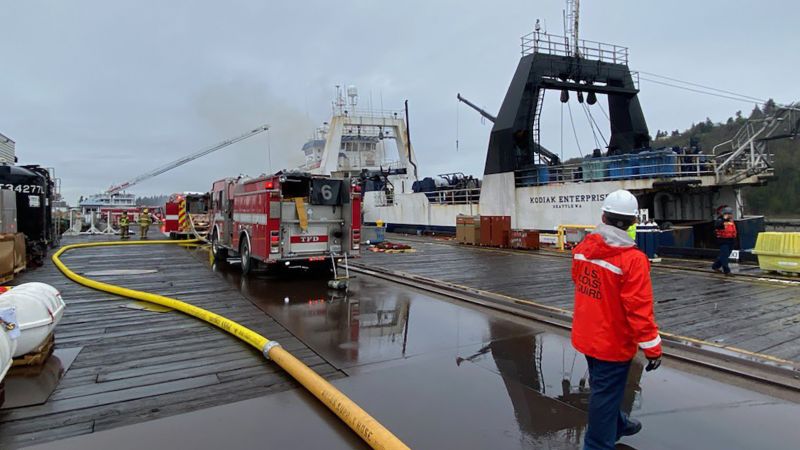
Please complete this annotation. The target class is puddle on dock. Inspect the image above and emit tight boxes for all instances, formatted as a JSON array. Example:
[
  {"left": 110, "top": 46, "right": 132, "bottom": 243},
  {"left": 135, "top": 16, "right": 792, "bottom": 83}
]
[
  {"left": 84, "top": 269, "right": 159, "bottom": 276},
  {"left": 180, "top": 250, "right": 800, "bottom": 450},
  {"left": 119, "top": 301, "right": 173, "bottom": 313},
  {"left": 2, "top": 347, "right": 82, "bottom": 409}
]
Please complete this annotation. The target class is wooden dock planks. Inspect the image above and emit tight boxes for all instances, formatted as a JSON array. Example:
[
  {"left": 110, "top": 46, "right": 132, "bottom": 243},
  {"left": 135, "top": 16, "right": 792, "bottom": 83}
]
[
  {"left": 0, "top": 234, "right": 344, "bottom": 449},
  {"left": 359, "top": 236, "right": 800, "bottom": 362}
]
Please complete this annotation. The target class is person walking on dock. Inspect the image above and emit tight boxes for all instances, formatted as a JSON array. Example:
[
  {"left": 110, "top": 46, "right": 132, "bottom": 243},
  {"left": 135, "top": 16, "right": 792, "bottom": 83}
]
[
  {"left": 119, "top": 211, "right": 130, "bottom": 240},
  {"left": 138, "top": 208, "right": 152, "bottom": 240},
  {"left": 712, "top": 206, "right": 737, "bottom": 276},
  {"left": 571, "top": 189, "right": 662, "bottom": 450}
]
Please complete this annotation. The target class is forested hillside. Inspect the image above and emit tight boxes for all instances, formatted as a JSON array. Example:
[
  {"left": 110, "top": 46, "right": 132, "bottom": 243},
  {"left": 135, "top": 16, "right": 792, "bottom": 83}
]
[{"left": 653, "top": 100, "right": 799, "bottom": 218}]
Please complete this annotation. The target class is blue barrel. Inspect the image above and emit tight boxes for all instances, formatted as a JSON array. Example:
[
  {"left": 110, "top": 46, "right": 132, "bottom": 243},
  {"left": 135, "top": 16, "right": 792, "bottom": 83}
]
[
  {"left": 581, "top": 158, "right": 597, "bottom": 181},
  {"left": 536, "top": 165, "right": 550, "bottom": 184},
  {"left": 637, "top": 151, "right": 652, "bottom": 176},
  {"left": 627, "top": 154, "right": 641, "bottom": 178},
  {"left": 608, "top": 157, "right": 627, "bottom": 179},
  {"left": 662, "top": 150, "right": 678, "bottom": 176},
  {"left": 635, "top": 226, "right": 660, "bottom": 259}
]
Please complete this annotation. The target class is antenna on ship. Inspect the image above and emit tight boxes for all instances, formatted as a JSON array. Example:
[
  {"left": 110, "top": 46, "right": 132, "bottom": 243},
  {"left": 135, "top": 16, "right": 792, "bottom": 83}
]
[
  {"left": 565, "top": 0, "right": 580, "bottom": 57},
  {"left": 347, "top": 85, "right": 359, "bottom": 111},
  {"left": 333, "top": 85, "right": 346, "bottom": 115}
]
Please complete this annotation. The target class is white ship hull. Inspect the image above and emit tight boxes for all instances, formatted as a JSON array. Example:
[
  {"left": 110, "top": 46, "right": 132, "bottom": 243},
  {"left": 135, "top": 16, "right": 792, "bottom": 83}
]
[
  {"left": 480, "top": 172, "right": 742, "bottom": 231},
  {"left": 365, "top": 171, "right": 744, "bottom": 234},
  {"left": 363, "top": 191, "right": 478, "bottom": 232}
]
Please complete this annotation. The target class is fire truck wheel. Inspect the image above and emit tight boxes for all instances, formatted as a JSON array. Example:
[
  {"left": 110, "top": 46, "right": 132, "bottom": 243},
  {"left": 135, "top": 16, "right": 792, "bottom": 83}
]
[
  {"left": 240, "top": 238, "right": 253, "bottom": 275},
  {"left": 211, "top": 229, "right": 228, "bottom": 261}
]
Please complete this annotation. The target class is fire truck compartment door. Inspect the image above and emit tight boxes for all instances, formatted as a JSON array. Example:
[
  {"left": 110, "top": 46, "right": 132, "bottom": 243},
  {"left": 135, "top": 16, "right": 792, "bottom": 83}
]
[
  {"left": 281, "top": 203, "right": 343, "bottom": 255},
  {"left": 286, "top": 225, "right": 331, "bottom": 254}
]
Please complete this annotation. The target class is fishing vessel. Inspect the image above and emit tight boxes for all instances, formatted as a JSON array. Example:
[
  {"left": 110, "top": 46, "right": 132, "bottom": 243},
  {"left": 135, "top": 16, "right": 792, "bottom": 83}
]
[
  {"left": 302, "top": 2, "right": 799, "bottom": 255},
  {"left": 78, "top": 192, "right": 138, "bottom": 215},
  {"left": 473, "top": 2, "right": 798, "bottom": 253}
]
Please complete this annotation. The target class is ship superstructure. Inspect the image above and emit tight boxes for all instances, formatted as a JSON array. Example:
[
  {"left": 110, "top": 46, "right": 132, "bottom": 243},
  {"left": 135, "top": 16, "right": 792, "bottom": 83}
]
[{"left": 299, "top": 86, "right": 481, "bottom": 233}]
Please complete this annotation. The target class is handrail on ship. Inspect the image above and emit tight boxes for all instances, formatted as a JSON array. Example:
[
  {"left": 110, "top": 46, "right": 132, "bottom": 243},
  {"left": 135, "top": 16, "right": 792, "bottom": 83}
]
[{"left": 514, "top": 152, "right": 723, "bottom": 187}]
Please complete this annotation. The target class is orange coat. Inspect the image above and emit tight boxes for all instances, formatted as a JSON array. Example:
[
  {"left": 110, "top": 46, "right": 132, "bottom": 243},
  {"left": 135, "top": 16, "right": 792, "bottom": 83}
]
[
  {"left": 715, "top": 220, "right": 737, "bottom": 240},
  {"left": 571, "top": 224, "right": 662, "bottom": 361}
]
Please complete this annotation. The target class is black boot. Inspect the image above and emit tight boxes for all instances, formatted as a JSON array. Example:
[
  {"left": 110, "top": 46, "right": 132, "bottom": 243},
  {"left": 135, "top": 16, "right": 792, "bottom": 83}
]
[{"left": 619, "top": 417, "right": 642, "bottom": 438}]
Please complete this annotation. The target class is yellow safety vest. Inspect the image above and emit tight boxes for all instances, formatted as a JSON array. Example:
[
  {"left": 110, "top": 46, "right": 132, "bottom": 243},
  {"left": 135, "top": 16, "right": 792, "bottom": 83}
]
[{"left": 627, "top": 224, "right": 637, "bottom": 241}]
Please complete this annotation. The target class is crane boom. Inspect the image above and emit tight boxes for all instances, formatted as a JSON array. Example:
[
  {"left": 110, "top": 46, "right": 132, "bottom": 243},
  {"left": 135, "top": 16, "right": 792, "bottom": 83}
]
[
  {"left": 457, "top": 93, "right": 497, "bottom": 123},
  {"left": 106, "top": 124, "right": 270, "bottom": 195}
]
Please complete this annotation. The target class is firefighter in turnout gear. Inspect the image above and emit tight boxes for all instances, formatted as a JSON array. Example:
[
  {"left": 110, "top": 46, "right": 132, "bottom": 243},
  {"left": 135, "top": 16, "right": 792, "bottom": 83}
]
[
  {"left": 138, "top": 208, "right": 152, "bottom": 239},
  {"left": 571, "top": 189, "right": 662, "bottom": 450},
  {"left": 712, "top": 206, "right": 737, "bottom": 275},
  {"left": 119, "top": 211, "right": 130, "bottom": 240}
]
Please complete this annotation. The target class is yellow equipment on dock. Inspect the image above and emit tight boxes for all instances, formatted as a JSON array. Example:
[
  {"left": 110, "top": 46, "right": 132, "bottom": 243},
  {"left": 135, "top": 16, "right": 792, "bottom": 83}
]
[{"left": 754, "top": 232, "right": 800, "bottom": 273}]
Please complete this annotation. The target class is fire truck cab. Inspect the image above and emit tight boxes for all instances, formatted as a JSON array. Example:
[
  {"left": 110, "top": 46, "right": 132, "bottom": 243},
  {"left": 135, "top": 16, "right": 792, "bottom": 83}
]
[
  {"left": 209, "top": 172, "right": 361, "bottom": 274},
  {"left": 164, "top": 192, "right": 210, "bottom": 237}
]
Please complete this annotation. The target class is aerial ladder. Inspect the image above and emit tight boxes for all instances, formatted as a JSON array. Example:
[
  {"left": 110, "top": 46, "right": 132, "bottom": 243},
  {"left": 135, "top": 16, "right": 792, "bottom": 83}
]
[
  {"left": 106, "top": 124, "right": 270, "bottom": 195},
  {"left": 713, "top": 104, "right": 800, "bottom": 184}
]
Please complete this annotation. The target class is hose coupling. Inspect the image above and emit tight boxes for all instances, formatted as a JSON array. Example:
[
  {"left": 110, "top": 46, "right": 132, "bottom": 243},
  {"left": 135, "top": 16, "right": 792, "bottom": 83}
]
[{"left": 262, "top": 340, "right": 282, "bottom": 359}]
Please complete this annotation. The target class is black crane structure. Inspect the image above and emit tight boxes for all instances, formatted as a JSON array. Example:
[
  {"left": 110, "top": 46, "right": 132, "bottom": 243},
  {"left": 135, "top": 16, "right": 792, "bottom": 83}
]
[{"left": 467, "top": 32, "right": 651, "bottom": 176}]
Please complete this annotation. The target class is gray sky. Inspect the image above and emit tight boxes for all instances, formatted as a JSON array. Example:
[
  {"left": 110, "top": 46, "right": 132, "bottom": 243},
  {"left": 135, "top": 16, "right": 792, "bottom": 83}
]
[{"left": 2, "top": 0, "right": 798, "bottom": 204}]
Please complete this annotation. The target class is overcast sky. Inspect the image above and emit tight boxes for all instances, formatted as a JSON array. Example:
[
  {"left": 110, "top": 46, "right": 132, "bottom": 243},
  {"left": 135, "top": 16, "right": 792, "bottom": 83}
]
[{"left": 2, "top": 0, "right": 798, "bottom": 204}]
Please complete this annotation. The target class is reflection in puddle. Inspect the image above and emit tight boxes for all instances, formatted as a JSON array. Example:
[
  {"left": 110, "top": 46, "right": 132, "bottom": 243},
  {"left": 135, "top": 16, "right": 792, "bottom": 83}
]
[
  {"left": 2, "top": 347, "right": 82, "bottom": 409},
  {"left": 459, "top": 329, "right": 645, "bottom": 444}
]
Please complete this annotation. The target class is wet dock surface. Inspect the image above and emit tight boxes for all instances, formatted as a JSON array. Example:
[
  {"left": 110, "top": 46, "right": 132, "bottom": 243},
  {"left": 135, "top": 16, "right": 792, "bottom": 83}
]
[
  {"left": 357, "top": 235, "right": 800, "bottom": 363},
  {"left": 0, "top": 234, "right": 342, "bottom": 449},
  {"left": 26, "top": 246, "right": 800, "bottom": 449}
]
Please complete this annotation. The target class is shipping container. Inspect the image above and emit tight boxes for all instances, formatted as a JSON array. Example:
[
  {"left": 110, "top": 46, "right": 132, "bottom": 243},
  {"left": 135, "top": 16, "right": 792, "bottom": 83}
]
[
  {"left": 462, "top": 215, "right": 480, "bottom": 245},
  {"left": 490, "top": 216, "right": 511, "bottom": 247},
  {"left": 510, "top": 229, "right": 540, "bottom": 250},
  {"left": 480, "top": 216, "right": 493, "bottom": 246},
  {"left": 456, "top": 215, "right": 467, "bottom": 244}
]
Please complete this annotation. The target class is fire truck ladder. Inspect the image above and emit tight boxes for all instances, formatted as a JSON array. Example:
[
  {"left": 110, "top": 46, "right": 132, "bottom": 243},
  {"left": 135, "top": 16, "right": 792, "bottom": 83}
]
[
  {"left": 106, "top": 124, "right": 270, "bottom": 195},
  {"left": 713, "top": 104, "right": 800, "bottom": 185}
]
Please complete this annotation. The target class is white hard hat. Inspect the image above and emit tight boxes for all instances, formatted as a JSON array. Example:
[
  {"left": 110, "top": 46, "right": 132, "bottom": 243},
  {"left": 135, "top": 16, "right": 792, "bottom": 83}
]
[{"left": 602, "top": 190, "right": 638, "bottom": 217}]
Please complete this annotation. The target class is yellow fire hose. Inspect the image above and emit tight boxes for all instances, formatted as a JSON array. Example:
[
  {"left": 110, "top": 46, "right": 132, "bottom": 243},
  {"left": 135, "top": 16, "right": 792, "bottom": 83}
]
[{"left": 52, "top": 239, "right": 410, "bottom": 450}]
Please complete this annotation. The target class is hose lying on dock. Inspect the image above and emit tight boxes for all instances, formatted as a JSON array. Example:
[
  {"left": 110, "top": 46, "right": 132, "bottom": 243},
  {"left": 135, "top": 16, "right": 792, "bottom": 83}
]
[{"left": 52, "top": 239, "right": 409, "bottom": 450}]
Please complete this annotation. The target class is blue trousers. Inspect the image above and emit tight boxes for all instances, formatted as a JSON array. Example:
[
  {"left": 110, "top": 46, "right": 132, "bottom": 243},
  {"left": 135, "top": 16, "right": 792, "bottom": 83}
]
[
  {"left": 712, "top": 241, "right": 733, "bottom": 274},
  {"left": 584, "top": 356, "right": 633, "bottom": 450}
]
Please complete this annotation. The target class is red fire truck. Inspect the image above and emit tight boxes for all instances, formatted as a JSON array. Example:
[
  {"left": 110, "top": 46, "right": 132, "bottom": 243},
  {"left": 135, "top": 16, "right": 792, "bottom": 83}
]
[{"left": 209, "top": 172, "right": 361, "bottom": 274}]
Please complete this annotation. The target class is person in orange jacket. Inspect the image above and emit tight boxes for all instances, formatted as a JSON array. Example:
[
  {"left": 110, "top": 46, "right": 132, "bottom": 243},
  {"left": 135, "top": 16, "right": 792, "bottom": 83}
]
[
  {"left": 571, "top": 189, "right": 662, "bottom": 450},
  {"left": 712, "top": 206, "right": 737, "bottom": 275}
]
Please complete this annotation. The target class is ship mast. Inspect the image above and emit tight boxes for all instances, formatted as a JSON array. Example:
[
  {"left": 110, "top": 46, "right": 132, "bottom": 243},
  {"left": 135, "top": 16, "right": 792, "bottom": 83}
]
[{"left": 565, "top": 0, "right": 580, "bottom": 57}]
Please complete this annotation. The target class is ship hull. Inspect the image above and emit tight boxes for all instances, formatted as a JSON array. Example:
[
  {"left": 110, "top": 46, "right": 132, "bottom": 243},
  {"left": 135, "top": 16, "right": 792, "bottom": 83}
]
[
  {"left": 363, "top": 172, "right": 744, "bottom": 234},
  {"left": 363, "top": 191, "right": 478, "bottom": 234}
]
